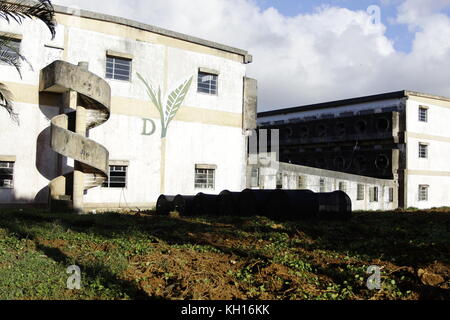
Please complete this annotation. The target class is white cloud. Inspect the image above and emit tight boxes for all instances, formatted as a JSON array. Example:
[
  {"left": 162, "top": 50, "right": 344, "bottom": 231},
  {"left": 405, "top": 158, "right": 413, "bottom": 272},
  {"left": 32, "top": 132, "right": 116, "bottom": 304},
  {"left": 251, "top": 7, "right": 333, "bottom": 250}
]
[{"left": 52, "top": 0, "right": 450, "bottom": 111}]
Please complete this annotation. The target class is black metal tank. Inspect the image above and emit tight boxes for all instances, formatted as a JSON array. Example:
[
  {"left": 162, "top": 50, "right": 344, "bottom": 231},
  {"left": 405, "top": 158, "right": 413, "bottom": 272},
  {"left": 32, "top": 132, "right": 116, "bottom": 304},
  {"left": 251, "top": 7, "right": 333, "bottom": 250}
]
[
  {"left": 316, "top": 191, "right": 352, "bottom": 220},
  {"left": 217, "top": 190, "right": 241, "bottom": 216},
  {"left": 193, "top": 193, "right": 220, "bottom": 216},
  {"left": 156, "top": 195, "right": 177, "bottom": 216},
  {"left": 238, "top": 189, "right": 276, "bottom": 217},
  {"left": 173, "top": 195, "right": 197, "bottom": 216},
  {"left": 268, "top": 189, "right": 319, "bottom": 220}
]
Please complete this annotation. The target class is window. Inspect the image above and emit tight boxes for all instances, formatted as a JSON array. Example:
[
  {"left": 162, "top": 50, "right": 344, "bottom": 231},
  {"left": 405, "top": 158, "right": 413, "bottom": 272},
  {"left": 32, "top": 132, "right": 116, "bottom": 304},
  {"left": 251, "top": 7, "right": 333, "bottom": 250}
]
[
  {"left": 103, "top": 165, "right": 128, "bottom": 188},
  {"left": 0, "top": 161, "right": 14, "bottom": 188},
  {"left": 389, "top": 187, "right": 394, "bottom": 203},
  {"left": 198, "top": 71, "right": 218, "bottom": 95},
  {"left": 419, "top": 143, "right": 428, "bottom": 159},
  {"left": 419, "top": 107, "right": 428, "bottom": 122},
  {"left": 276, "top": 172, "right": 283, "bottom": 189},
  {"left": 298, "top": 176, "right": 306, "bottom": 189},
  {"left": 338, "top": 182, "right": 347, "bottom": 193},
  {"left": 106, "top": 55, "right": 132, "bottom": 81},
  {"left": 319, "top": 178, "right": 326, "bottom": 193},
  {"left": 370, "top": 187, "right": 379, "bottom": 202},
  {"left": 250, "top": 167, "right": 259, "bottom": 188},
  {"left": 0, "top": 37, "right": 21, "bottom": 65},
  {"left": 419, "top": 185, "right": 429, "bottom": 201},
  {"left": 357, "top": 184, "right": 365, "bottom": 201},
  {"left": 195, "top": 165, "right": 215, "bottom": 189}
]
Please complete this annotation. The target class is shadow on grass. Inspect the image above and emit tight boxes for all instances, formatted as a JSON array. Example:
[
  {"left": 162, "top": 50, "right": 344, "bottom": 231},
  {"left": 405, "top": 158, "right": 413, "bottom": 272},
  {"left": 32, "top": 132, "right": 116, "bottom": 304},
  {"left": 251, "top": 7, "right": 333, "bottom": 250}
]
[{"left": 0, "top": 208, "right": 449, "bottom": 300}]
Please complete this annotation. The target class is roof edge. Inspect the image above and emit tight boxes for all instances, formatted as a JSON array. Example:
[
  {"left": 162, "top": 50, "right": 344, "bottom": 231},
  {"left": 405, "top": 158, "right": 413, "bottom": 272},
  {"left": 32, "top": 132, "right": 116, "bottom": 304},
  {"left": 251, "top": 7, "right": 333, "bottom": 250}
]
[
  {"left": 258, "top": 91, "right": 408, "bottom": 117},
  {"left": 10, "top": 0, "right": 252, "bottom": 63}
]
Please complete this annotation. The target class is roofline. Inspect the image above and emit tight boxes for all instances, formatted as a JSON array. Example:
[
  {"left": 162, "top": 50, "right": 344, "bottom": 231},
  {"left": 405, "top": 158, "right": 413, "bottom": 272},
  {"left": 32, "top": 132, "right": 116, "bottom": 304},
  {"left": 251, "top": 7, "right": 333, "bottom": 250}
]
[
  {"left": 258, "top": 90, "right": 450, "bottom": 117},
  {"left": 11, "top": 0, "right": 252, "bottom": 63}
]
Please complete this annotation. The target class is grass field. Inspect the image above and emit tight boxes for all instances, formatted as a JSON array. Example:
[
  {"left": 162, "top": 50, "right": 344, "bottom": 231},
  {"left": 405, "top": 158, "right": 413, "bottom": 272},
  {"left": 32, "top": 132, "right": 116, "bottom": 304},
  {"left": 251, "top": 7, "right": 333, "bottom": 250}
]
[{"left": 0, "top": 208, "right": 448, "bottom": 300}]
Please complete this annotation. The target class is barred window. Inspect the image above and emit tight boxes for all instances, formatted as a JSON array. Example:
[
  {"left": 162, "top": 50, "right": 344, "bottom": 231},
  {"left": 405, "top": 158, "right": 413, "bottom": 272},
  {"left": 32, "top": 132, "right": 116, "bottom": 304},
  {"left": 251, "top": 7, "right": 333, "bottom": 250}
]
[
  {"left": 195, "top": 167, "right": 215, "bottom": 189},
  {"left": 0, "top": 161, "right": 14, "bottom": 188},
  {"left": 357, "top": 184, "right": 365, "bottom": 201},
  {"left": 419, "top": 107, "right": 428, "bottom": 122},
  {"left": 276, "top": 172, "right": 283, "bottom": 189},
  {"left": 370, "top": 187, "right": 379, "bottom": 202},
  {"left": 0, "top": 37, "right": 21, "bottom": 65},
  {"left": 103, "top": 165, "right": 127, "bottom": 188},
  {"left": 319, "top": 178, "right": 326, "bottom": 193},
  {"left": 198, "top": 72, "right": 218, "bottom": 95},
  {"left": 419, "top": 143, "right": 428, "bottom": 159},
  {"left": 106, "top": 55, "right": 132, "bottom": 81},
  {"left": 389, "top": 188, "right": 394, "bottom": 203},
  {"left": 419, "top": 185, "right": 429, "bottom": 201},
  {"left": 338, "top": 182, "right": 347, "bottom": 193}
]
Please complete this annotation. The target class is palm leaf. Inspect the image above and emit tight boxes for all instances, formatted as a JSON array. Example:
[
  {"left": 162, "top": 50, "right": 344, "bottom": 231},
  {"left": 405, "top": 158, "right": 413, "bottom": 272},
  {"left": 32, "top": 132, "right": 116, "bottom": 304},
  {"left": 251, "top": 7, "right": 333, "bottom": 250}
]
[
  {"left": 0, "top": 82, "right": 19, "bottom": 123},
  {"left": 0, "top": 0, "right": 56, "bottom": 39},
  {"left": 164, "top": 76, "right": 193, "bottom": 128},
  {"left": 0, "top": 35, "right": 32, "bottom": 77}
]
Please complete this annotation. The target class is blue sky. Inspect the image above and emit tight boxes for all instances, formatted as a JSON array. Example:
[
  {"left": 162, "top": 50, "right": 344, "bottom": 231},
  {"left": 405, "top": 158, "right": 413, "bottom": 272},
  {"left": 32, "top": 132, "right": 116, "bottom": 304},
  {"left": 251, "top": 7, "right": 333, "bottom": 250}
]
[
  {"left": 255, "top": 0, "right": 424, "bottom": 53},
  {"left": 53, "top": 0, "right": 450, "bottom": 110}
]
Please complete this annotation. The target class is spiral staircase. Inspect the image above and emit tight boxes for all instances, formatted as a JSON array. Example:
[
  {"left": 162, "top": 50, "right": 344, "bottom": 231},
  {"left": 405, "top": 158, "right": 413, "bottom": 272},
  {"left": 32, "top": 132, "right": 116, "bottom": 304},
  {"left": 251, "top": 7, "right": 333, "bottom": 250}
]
[{"left": 39, "top": 60, "right": 111, "bottom": 212}]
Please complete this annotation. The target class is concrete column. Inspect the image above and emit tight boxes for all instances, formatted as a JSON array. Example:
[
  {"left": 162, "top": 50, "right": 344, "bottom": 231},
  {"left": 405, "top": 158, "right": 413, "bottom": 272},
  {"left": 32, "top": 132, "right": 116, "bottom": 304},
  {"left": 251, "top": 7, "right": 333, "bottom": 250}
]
[
  {"left": 73, "top": 105, "right": 87, "bottom": 213},
  {"left": 73, "top": 61, "right": 89, "bottom": 213}
]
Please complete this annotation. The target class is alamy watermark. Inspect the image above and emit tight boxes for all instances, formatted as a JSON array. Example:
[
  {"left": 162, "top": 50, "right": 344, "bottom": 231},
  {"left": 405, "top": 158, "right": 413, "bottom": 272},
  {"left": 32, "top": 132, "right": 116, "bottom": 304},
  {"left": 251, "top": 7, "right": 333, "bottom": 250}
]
[
  {"left": 248, "top": 129, "right": 280, "bottom": 170},
  {"left": 366, "top": 265, "right": 382, "bottom": 290},
  {"left": 67, "top": 265, "right": 81, "bottom": 290},
  {"left": 367, "top": 5, "right": 381, "bottom": 28}
]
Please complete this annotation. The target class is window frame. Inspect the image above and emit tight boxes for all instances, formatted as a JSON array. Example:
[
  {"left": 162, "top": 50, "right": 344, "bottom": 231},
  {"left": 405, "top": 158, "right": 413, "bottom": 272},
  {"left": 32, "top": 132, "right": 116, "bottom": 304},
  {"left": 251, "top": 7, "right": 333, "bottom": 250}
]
[
  {"left": 357, "top": 184, "right": 365, "bottom": 201},
  {"left": 0, "top": 37, "right": 21, "bottom": 66},
  {"left": 195, "top": 166, "right": 216, "bottom": 190},
  {"left": 418, "top": 143, "right": 429, "bottom": 159},
  {"left": 389, "top": 187, "right": 394, "bottom": 203},
  {"left": 103, "top": 164, "right": 128, "bottom": 189},
  {"left": 0, "top": 161, "right": 15, "bottom": 189},
  {"left": 105, "top": 55, "right": 132, "bottom": 82},
  {"left": 418, "top": 106, "right": 428, "bottom": 123},
  {"left": 370, "top": 186, "right": 379, "bottom": 203},
  {"left": 418, "top": 185, "right": 429, "bottom": 202},
  {"left": 197, "top": 71, "right": 218, "bottom": 95},
  {"left": 319, "top": 178, "right": 326, "bottom": 193}
]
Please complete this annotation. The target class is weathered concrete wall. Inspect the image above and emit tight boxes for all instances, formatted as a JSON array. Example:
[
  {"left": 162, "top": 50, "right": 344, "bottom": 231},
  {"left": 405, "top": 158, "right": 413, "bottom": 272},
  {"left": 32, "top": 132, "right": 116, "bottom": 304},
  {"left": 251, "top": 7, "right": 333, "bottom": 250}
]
[
  {"left": 0, "top": 9, "right": 250, "bottom": 209},
  {"left": 243, "top": 77, "right": 258, "bottom": 131}
]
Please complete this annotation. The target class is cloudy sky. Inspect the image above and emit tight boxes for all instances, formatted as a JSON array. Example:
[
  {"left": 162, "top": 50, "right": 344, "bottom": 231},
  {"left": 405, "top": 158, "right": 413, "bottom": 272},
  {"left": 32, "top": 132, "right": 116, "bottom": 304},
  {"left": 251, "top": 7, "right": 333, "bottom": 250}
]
[{"left": 52, "top": 0, "right": 450, "bottom": 112}]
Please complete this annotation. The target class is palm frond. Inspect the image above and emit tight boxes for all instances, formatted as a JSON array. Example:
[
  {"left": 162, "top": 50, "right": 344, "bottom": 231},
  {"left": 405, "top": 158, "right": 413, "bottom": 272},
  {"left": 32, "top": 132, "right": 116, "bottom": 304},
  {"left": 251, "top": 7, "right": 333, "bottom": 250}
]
[
  {"left": 0, "top": 0, "right": 56, "bottom": 39},
  {"left": 0, "top": 82, "right": 19, "bottom": 123},
  {"left": 164, "top": 76, "right": 193, "bottom": 128},
  {"left": 0, "top": 35, "right": 32, "bottom": 77}
]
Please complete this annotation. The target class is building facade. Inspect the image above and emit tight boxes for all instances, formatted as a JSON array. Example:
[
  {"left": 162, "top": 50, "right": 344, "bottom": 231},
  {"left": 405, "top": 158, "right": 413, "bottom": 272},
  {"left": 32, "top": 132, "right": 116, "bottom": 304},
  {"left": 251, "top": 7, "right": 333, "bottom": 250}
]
[
  {"left": 257, "top": 91, "right": 450, "bottom": 210},
  {"left": 0, "top": 5, "right": 256, "bottom": 211}
]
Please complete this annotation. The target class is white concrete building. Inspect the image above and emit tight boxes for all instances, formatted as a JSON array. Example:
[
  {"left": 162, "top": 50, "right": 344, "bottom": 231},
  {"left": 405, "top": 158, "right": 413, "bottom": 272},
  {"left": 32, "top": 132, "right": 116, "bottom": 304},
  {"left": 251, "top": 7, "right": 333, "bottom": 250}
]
[
  {"left": 0, "top": 5, "right": 256, "bottom": 211},
  {"left": 257, "top": 91, "right": 450, "bottom": 210}
]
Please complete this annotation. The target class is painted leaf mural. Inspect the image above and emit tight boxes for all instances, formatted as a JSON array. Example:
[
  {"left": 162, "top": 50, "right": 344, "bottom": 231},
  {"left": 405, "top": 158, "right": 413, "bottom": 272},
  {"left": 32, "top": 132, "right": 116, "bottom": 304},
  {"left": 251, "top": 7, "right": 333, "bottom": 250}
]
[
  {"left": 165, "top": 76, "right": 193, "bottom": 128},
  {"left": 137, "top": 73, "right": 193, "bottom": 138}
]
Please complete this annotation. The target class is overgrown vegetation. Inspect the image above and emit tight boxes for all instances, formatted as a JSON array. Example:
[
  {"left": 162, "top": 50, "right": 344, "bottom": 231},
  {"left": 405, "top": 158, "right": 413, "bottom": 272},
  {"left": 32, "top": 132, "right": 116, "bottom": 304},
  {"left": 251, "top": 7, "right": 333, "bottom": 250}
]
[{"left": 0, "top": 208, "right": 448, "bottom": 300}]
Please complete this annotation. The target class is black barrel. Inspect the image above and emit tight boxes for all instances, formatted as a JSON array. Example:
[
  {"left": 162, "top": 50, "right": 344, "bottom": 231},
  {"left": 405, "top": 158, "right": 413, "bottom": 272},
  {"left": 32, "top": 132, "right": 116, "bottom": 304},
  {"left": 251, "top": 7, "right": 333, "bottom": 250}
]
[
  {"left": 238, "top": 189, "right": 276, "bottom": 217},
  {"left": 194, "top": 193, "right": 220, "bottom": 216},
  {"left": 217, "top": 190, "right": 241, "bottom": 216},
  {"left": 156, "top": 195, "right": 177, "bottom": 216},
  {"left": 267, "top": 189, "right": 319, "bottom": 221},
  {"left": 173, "top": 195, "right": 197, "bottom": 216},
  {"left": 316, "top": 191, "right": 352, "bottom": 220}
]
